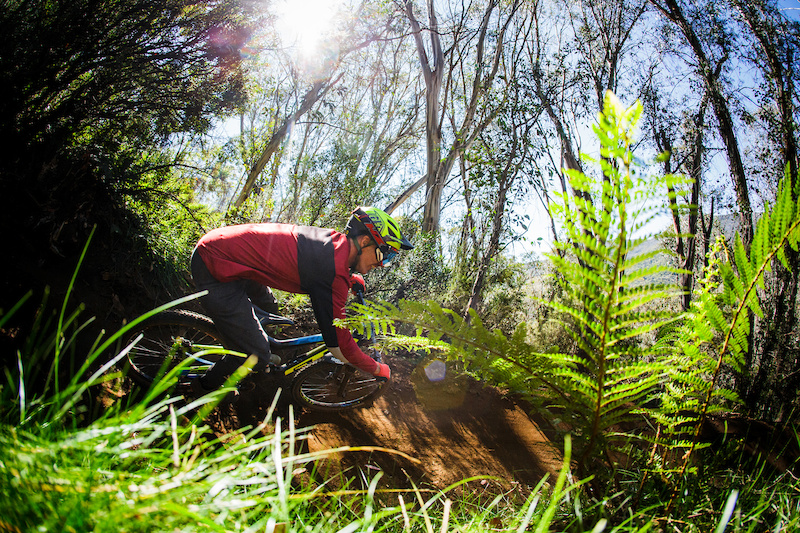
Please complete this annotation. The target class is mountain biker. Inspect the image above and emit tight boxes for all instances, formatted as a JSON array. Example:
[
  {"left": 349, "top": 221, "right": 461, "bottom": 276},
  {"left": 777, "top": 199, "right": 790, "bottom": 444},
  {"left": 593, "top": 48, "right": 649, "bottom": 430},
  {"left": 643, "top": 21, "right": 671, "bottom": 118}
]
[{"left": 187, "top": 206, "right": 413, "bottom": 398}]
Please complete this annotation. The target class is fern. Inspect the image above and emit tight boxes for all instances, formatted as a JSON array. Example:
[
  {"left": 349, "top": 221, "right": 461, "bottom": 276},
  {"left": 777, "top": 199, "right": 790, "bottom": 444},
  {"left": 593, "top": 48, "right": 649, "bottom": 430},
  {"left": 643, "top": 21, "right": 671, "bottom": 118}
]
[
  {"left": 343, "top": 92, "right": 691, "bottom": 482},
  {"left": 345, "top": 299, "right": 560, "bottom": 396},
  {"left": 655, "top": 175, "right": 800, "bottom": 508},
  {"left": 539, "top": 92, "right": 689, "bottom": 475}
]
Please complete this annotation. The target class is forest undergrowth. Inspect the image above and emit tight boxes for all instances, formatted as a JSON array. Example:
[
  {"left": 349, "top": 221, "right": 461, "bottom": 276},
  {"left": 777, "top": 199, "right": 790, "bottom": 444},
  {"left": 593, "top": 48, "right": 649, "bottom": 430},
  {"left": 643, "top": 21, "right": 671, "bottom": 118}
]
[{"left": 2, "top": 92, "right": 800, "bottom": 532}]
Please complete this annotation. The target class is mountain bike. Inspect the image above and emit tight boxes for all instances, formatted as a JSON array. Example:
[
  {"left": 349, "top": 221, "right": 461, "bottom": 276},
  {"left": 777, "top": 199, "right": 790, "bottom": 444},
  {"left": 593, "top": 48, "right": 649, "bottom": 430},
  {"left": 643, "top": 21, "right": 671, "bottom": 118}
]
[{"left": 123, "top": 292, "right": 386, "bottom": 412}]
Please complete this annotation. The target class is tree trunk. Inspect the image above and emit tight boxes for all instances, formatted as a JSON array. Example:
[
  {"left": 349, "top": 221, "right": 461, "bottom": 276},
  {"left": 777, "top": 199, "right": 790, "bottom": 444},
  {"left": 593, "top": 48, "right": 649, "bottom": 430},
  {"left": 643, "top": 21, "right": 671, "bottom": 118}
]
[
  {"left": 401, "top": 0, "right": 516, "bottom": 231},
  {"left": 651, "top": 0, "right": 754, "bottom": 249},
  {"left": 464, "top": 181, "right": 509, "bottom": 315},
  {"left": 404, "top": 0, "right": 445, "bottom": 231},
  {"left": 655, "top": 93, "right": 708, "bottom": 311},
  {"left": 232, "top": 77, "right": 338, "bottom": 210}
]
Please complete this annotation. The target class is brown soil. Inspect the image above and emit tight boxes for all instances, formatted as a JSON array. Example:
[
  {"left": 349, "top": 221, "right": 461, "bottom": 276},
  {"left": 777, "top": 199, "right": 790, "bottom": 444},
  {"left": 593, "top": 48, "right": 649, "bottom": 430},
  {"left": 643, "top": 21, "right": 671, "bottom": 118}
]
[
  {"left": 205, "top": 352, "right": 565, "bottom": 494},
  {"left": 197, "top": 349, "right": 800, "bottom": 497}
]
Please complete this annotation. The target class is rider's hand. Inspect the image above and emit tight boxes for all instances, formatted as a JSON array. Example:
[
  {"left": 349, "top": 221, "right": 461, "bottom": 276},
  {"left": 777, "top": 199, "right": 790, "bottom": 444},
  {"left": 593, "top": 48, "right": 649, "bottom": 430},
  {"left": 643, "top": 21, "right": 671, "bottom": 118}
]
[
  {"left": 350, "top": 273, "right": 366, "bottom": 296},
  {"left": 373, "top": 362, "right": 391, "bottom": 382}
]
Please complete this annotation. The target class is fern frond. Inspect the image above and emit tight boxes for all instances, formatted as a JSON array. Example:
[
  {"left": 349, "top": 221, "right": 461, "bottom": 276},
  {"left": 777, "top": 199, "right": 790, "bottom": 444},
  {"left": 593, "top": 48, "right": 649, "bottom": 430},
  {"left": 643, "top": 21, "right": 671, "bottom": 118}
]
[
  {"left": 654, "top": 174, "right": 800, "bottom": 509},
  {"left": 343, "top": 298, "right": 567, "bottom": 396}
]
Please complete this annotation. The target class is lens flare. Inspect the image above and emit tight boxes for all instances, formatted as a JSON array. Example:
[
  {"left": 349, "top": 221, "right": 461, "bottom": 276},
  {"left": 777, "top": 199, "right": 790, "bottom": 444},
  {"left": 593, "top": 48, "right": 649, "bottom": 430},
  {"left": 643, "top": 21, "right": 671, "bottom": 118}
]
[
  {"left": 423, "top": 359, "right": 446, "bottom": 382},
  {"left": 411, "top": 358, "right": 468, "bottom": 411}
]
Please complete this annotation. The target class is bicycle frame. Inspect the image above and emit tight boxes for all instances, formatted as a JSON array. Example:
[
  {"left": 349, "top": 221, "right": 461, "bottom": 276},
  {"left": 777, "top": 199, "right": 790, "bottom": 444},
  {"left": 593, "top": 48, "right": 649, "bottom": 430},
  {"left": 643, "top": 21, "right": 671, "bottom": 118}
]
[
  {"left": 124, "top": 301, "right": 386, "bottom": 411},
  {"left": 180, "top": 331, "right": 330, "bottom": 379}
]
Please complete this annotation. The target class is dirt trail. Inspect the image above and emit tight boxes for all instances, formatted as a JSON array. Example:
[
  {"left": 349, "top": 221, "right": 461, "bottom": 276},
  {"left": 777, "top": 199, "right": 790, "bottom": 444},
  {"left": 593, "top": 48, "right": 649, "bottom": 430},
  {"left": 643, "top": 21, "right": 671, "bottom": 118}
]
[{"left": 214, "top": 353, "right": 564, "bottom": 493}]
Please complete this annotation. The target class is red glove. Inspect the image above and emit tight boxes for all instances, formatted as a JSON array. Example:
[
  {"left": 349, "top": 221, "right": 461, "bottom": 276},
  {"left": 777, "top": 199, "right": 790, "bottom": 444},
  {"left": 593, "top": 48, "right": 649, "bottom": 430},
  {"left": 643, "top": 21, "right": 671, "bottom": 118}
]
[
  {"left": 350, "top": 273, "right": 366, "bottom": 296},
  {"left": 373, "top": 362, "right": 391, "bottom": 382}
]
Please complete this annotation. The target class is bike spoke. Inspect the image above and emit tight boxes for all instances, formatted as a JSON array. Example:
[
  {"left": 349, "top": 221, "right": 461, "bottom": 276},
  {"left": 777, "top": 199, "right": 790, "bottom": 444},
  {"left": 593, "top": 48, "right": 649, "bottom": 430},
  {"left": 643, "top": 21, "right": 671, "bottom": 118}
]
[
  {"left": 124, "top": 311, "right": 224, "bottom": 385},
  {"left": 292, "top": 361, "right": 383, "bottom": 410}
]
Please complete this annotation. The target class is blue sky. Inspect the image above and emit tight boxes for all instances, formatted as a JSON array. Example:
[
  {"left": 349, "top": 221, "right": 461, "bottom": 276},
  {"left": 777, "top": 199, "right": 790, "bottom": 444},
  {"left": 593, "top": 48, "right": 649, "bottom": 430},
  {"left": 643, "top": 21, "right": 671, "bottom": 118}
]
[{"left": 780, "top": 0, "right": 800, "bottom": 21}]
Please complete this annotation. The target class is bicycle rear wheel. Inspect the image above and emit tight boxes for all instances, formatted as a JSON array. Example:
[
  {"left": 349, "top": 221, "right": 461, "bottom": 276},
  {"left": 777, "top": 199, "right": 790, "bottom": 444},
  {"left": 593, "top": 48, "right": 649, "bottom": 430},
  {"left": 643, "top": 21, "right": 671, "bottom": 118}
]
[
  {"left": 291, "top": 360, "right": 385, "bottom": 412},
  {"left": 123, "top": 310, "right": 223, "bottom": 385}
]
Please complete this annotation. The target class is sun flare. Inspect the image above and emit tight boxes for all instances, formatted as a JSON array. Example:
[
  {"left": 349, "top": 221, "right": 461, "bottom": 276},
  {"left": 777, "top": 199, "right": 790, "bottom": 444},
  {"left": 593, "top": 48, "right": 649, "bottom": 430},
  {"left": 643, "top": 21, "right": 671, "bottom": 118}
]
[{"left": 274, "top": 0, "right": 343, "bottom": 56}]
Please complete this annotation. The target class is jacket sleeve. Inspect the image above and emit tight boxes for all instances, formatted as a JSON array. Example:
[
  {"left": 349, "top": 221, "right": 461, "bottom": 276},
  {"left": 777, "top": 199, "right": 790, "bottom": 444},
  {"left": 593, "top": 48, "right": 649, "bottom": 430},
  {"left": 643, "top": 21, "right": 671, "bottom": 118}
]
[
  {"left": 297, "top": 228, "right": 379, "bottom": 375},
  {"left": 307, "top": 266, "right": 378, "bottom": 375},
  {"left": 329, "top": 277, "right": 379, "bottom": 375}
]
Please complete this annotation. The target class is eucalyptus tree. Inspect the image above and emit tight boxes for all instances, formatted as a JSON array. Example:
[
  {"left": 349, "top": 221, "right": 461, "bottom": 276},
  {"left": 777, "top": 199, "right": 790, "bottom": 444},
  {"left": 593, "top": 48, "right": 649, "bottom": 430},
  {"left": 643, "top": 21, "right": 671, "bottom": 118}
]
[
  {"left": 456, "top": 11, "right": 543, "bottom": 316},
  {"left": 644, "top": 86, "right": 714, "bottom": 312},
  {"left": 518, "top": 0, "right": 655, "bottom": 247},
  {"left": 227, "top": 0, "right": 413, "bottom": 215},
  {"left": 649, "top": 0, "right": 755, "bottom": 249},
  {"left": 568, "top": 0, "right": 649, "bottom": 112},
  {"left": 283, "top": 35, "right": 423, "bottom": 228},
  {"left": 728, "top": 0, "right": 800, "bottom": 419},
  {"left": 231, "top": 74, "right": 343, "bottom": 212},
  {"left": 388, "top": 0, "right": 523, "bottom": 233},
  {"left": 460, "top": 89, "right": 540, "bottom": 316},
  {"left": 732, "top": 0, "right": 798, "bottom": 186},
  {"left": 223, "top": 57, "right": 343, "bottom": 220},
  {"left": 188, "top": 39, "right": 324, "bottom": 219}
]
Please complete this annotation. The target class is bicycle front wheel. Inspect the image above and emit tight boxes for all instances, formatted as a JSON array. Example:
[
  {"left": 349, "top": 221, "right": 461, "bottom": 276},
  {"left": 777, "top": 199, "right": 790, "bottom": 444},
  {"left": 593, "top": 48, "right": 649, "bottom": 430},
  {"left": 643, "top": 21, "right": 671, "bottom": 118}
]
[
  {"left": 123, "top": 310, "right": 224, "bottom": 385},
  {"left": 291, "top": 361, "right": 385, "bottom": 412}
]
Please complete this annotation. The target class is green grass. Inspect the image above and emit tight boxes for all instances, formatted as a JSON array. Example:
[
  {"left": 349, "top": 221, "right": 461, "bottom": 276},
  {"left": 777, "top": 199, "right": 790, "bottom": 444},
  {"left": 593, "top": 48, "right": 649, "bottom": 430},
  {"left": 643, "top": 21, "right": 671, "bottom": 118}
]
[{"left": 1, "top": 273, "right": 798, "bottom": 531}]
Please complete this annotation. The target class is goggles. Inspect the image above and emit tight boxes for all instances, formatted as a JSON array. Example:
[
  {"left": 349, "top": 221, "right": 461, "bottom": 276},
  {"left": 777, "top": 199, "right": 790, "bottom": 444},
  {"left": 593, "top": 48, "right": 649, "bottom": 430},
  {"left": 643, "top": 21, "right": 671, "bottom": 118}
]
[{"left": 375, "top": 245, "right": 398, "bottom": 267}]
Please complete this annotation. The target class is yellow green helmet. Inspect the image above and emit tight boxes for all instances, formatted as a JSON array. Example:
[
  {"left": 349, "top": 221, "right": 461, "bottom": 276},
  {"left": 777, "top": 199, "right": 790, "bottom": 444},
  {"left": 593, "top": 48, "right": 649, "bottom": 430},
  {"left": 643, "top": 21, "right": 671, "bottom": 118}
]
[{"left": 345, "top": 206, "right": 413, "bottom": 264}]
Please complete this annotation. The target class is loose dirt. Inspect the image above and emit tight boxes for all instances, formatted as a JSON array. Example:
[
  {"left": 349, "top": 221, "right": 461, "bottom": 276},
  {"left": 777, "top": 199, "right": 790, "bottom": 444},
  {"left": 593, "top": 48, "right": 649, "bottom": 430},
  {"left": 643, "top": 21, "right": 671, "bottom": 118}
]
[
  {"left": 200, "top": 350, "right": 800, "bottom": 497},
  {"left": 206, "top": 352, "right": 565, "bottom": 495}
]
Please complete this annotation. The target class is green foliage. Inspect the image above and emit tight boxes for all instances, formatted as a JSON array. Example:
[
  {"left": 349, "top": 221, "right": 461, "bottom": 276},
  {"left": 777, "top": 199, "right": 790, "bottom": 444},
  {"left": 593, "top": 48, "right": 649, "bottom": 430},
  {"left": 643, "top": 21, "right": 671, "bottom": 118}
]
[
  {"left": 650, "top": 171, "right": 800, "bottom": 504},
  {"left": 445, "top": 235, "right": 531, "bottom": 334},
  {"left": 347, "top": 92, "right": 687, "bottom": 479},
  {"left": 2, "top": 213, "right": 799, "bottom": 533},
  {"left": 367, "top": 228, "right": 451, "bottom": 307},
  {"left": 342, "top": 91, "right": 800, "bottom": 525},
  {"left": 347, "top": 298, "right": 554, "bottom": 395},
  {"left": 540, "top": 93, "right": 692, "bottom": 473},
  {"left": 125, "top": 167, "right": 222, "bottom": 282},
  {"left": 0, "top": 263, "right": 206, "bottom": 431},
  {"left": 0, "top": 0, "right": 261, "bottom": 314},
  {"left": 0, "top": 0, "right": 253, "bottom": 158},
  {"left": 476, "top": 257, "right": 530, "bottom": 334},
  {"left": 0, "top": 254, "right": 604, "bottom": 532}
]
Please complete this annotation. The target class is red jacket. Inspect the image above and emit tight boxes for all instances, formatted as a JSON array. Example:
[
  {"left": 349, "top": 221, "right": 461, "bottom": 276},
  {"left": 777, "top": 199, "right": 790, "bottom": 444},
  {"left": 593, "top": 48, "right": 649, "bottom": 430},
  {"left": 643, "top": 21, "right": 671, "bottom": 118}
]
[{"left": 195, "top": 223, "right": 378, "bottom": 374}]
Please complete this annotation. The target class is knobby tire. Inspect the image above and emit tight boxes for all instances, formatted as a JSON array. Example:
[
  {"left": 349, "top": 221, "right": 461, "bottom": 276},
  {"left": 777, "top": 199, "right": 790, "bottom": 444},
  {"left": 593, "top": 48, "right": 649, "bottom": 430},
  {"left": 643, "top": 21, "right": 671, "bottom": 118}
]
[
  {"left": 124, "top": 309, "right": 223, "bottom": 385},
  {"left": 291, "top": 361, "right": 385, "bottom": 412}
]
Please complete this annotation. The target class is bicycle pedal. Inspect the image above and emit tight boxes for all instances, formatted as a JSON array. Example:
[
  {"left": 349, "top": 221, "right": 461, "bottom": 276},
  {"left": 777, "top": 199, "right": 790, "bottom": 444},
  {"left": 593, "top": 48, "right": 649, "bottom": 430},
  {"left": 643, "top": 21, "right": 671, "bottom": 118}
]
[{"left": 174, "top": 381, "right": 194, "bottom": 395}]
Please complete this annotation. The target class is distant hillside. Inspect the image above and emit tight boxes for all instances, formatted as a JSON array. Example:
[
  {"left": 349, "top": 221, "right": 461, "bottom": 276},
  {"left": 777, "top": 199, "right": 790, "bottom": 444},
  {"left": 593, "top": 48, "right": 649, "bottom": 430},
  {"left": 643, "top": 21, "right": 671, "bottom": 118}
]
[
  {"left": 629, "top": 212, "right": 746, "bottom": 286},
  {"left": 629, "top": 236, "right": 674, "bottom": 286},
  {"left": 523, "top": 212, "right": 746, "bottom": 288}
]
